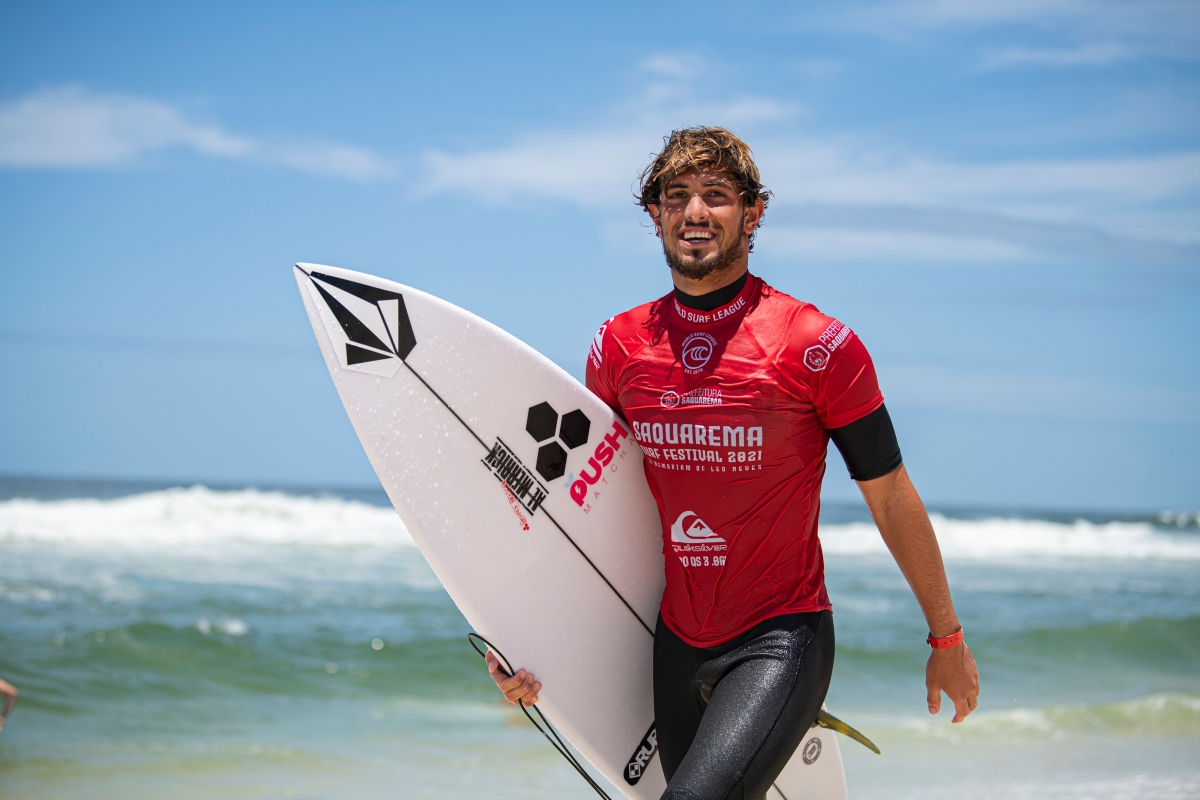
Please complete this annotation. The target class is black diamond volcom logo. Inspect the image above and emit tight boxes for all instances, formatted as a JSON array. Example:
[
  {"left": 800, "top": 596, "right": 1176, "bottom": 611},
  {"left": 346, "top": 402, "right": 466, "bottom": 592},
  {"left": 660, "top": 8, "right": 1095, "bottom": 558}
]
[
  {"left": 301, "top": 267, "right": 416, "bottom": 377},
  {"left": 526, "top": 402, "right": 591, "bottom": 482}
]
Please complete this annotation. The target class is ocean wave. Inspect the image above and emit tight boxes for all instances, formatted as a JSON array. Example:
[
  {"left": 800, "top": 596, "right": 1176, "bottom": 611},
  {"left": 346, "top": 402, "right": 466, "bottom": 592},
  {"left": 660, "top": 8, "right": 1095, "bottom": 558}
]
[
  {"left": 3, "top": 488, "right": 1198, "bottom": 562},
  {"left": 821, "top": 514, "right": 1200, "bottom": 561},
  {"left": 0, "top": 486, "right": 412, "bottom": 549},
  {"left": 902, "top": 692, "right": 1200, "bottom": 740}
]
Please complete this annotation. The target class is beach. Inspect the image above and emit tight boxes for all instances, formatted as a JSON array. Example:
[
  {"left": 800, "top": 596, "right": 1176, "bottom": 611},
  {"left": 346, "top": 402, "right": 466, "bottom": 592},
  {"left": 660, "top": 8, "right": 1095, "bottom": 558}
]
[{"left": 1, "top": 477, "right": 1197, "bottom": 799}]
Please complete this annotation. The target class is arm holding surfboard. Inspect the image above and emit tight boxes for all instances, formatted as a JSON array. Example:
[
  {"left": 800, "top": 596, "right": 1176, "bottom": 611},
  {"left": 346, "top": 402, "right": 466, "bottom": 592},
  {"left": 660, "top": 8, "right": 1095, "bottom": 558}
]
[{"left": 857, "top": 464, "right": 980, "bottom": 723}]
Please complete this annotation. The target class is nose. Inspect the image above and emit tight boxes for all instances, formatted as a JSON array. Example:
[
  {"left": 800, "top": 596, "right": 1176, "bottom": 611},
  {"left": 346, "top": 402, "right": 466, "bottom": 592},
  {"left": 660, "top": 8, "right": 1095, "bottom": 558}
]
[{"left": 684, "top": 192, "right": 710, "bottom": 223}]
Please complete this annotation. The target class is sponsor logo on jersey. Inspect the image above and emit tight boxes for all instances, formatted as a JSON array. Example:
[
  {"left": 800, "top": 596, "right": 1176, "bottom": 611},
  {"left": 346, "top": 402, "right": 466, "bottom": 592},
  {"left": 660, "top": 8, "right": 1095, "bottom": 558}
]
[
  {"left": 670, "top": 510, "right": 724, "bottom": 543},
  {"left": 623, "top": 724, "right": 658, "bottom": 785},
  {"left": 481, "top": 438, "right": 548, "bottom": 515},
  {"left": 804, "top": 345, "right": 830, "bottom": 371},
  {"left": 805, "top": 320, "right": 854, "bottom": 372},
  {"left": 569, "top": 421, "right": 631, "bottom": 506},
  {"left": 681, "top": 331, "right": 717, "bottom": 373},
  {"left": 819, "top": 319, "right": 853, "bottom": 351},
  {"left": 589, "top": 317, "right": 613, "bottom": 370},
  {"left": 659, "top": 387, "right": 722, "bottom": 408}
]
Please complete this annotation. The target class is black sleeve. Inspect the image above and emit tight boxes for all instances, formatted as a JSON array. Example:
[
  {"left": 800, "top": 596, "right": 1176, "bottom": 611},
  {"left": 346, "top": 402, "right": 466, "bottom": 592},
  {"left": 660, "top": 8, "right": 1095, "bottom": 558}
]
[{"left": 828, "top": 403, "right": 903, "bottom": 482}]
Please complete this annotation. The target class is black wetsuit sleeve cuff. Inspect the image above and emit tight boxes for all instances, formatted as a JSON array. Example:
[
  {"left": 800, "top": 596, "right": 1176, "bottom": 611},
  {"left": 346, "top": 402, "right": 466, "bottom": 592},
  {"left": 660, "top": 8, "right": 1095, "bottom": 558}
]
[{"left": 828, "top": 403, "right": 903, "bottom": 482}]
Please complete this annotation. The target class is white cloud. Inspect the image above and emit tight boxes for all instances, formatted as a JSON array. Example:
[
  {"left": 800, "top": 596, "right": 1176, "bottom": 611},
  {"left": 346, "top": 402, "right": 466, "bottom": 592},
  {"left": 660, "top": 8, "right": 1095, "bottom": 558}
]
[
  {"left": 759, "top": 145, "right": 1200, "bottom": 209},
  {"left": 274, "top": 143, "right": 394, "bottom": 181},
  {"left": 855, "top": 0, "right": 1091, "bottom": 29},
  {"left": 417, "top": 94, "right": 1200, "bottom": 266},
  {"left": 838, "top": 1, "right": 1200, "bottom": 64},
  {"left": 419, "top": 76, "right": 794, "bottom": 207},
  {"left": 763, "top": 227, "right": 1030, "bottom": 262},
  {"left": 423, "top": 132, "right": 654, "bottom": 208},
  {"left": 977, "top": 43, "right": 1134, "bottom": 70},
  {"left": 0, "top": 86, "right": 391, "bottom": 181},
  {"left": 641, "top": 54, "right": 699, "bottom": 78},
  {"left": 0, "top": 86, "right": 252, "bottom": 166}
]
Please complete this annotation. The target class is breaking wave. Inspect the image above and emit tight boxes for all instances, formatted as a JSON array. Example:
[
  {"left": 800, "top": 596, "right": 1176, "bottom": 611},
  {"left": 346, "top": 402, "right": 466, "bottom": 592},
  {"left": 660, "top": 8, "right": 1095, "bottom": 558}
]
[
  {"left": 0, "top": 485, "right": 411, "bottom": 550},
  {"left": 2, "top": 487, "right": 1197, "bottom": 563},
  {"left": 821, "top": 514, "right": 1200, "bottom": 561}
]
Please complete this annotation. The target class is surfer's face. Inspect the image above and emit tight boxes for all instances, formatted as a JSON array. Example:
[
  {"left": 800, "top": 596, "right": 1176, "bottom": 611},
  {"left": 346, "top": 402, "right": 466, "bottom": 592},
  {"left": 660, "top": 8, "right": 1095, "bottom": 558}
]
[{"left": 650, "top": 167, "right": 763, "bottom": 282}]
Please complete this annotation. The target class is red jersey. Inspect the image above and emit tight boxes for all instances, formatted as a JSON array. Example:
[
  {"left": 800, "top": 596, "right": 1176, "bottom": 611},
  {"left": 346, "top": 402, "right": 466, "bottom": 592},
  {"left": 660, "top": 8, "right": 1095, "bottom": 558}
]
[{"left": 586, "top": 274, "right": 884, "bottom": 647}]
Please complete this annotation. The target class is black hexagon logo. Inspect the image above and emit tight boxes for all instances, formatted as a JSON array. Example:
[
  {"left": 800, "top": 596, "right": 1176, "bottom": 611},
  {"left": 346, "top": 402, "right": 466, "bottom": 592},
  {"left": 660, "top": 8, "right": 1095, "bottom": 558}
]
[
  {"left": 559, "top": 410, "right": 591, "bottom": 449},
  {"left": 524, "top": 402, "right": 593, "bottom": 483},
  {"left": 536, "top": 442, "right": 568, "bottom": 482},
  {"left": 526, "top": 402, "right": 558, "bottom": 443}
]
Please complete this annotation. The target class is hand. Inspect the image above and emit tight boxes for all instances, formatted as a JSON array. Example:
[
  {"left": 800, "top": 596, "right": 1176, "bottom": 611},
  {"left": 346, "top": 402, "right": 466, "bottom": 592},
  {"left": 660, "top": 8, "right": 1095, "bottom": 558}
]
[
  {"left": 926, "top": 642, "right": 979, "bottom": 723},
  {"left": 486, "top": 650, "right": 542, "bottom": 707}
]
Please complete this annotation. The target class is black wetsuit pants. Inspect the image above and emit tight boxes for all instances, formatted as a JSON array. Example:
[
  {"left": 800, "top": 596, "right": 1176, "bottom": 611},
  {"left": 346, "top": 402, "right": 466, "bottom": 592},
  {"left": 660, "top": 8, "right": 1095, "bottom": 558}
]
[{"left": 654, "top": 610, "right": 835, "bottom": 800}]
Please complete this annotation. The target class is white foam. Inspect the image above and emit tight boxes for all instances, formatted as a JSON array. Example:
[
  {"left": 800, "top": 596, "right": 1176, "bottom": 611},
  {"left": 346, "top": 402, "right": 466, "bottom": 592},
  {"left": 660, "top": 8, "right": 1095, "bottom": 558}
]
[
  {"left": 2, "top": 489, "right": 1197, "bottom": 563},
  {"left": 900, "top": 692, "right": 1200, "bottom": 740},
  {"left": 0, "top": 486, "right": 412, "bottom": 549},
  {"left": 821, "top": 514, "right": 1200, "bottom": 561}
]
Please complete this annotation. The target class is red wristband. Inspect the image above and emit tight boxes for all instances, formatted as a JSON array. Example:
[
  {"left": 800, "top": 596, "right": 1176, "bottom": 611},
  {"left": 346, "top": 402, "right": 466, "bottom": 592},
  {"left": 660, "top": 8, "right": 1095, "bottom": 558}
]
[{"left": 927, "top": 628, "right": 963, "bottom": 650}]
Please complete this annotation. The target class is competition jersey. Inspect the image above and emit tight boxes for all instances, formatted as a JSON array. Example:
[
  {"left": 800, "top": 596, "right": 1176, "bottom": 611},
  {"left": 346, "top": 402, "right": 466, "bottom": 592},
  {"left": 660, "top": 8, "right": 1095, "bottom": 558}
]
[{"left": 586, "top": 274, "right": 884, "bottom": 647}]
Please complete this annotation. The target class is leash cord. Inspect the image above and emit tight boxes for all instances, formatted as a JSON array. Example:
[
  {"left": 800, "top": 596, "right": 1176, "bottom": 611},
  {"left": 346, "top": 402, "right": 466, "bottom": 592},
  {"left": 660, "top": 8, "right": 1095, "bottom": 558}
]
[{"left": 467, "top": 632, "right": 616, "bottom": 800}]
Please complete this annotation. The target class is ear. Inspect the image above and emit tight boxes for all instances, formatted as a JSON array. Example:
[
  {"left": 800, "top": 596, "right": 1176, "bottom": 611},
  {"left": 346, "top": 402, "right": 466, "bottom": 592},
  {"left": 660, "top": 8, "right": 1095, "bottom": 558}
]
[
  {"left": 743, "top": 197, "right": 765, "bottom": 237},
  {"left": 647, "top": 204, "right": 663, "bottom": 238}
]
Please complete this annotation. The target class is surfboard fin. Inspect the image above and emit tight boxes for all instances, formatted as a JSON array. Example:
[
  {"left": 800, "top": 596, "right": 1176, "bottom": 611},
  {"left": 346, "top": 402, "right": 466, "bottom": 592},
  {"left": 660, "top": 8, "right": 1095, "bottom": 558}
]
[{"left": 816, "top": 710, "right": 881, "bottom": 754}]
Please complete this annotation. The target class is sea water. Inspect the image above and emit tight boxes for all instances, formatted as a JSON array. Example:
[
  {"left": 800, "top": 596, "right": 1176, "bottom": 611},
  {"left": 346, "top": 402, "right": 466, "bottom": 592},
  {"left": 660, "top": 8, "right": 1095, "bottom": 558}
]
[{"left": 0, "top": 478, "right": 1197, "bottom": 799}]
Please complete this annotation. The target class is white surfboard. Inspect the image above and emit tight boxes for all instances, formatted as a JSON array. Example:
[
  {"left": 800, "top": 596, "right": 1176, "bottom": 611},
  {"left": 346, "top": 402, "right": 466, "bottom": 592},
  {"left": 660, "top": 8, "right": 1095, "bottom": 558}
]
[{"left": 293, "top": 263, "right": 849, "bottom": 799}]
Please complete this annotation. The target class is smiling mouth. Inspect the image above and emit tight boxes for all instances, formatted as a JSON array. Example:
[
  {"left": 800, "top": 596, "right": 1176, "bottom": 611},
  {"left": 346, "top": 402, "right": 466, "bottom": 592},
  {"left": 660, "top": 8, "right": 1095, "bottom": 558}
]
[{"left": 680, "top": 229, "right": 716, "bottom": 247}]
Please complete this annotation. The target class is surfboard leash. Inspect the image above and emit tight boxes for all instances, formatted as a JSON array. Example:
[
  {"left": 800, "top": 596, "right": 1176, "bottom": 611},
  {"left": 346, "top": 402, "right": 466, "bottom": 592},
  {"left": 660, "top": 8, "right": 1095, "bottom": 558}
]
[{"left": 467, "top": 632, "right": 617, "bottom": 800}]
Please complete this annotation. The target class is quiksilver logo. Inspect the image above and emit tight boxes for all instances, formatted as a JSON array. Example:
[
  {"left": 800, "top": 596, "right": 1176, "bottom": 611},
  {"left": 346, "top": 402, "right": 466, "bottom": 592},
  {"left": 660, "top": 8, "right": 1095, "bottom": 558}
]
[{"left": 670, "top": 510, "right": 724, "bottom": 543}]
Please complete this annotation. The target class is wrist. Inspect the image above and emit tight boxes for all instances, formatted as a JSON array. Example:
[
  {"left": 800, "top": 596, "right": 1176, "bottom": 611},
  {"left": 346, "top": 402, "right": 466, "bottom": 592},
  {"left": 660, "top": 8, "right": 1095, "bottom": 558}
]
[{"left": 926, "top": 627, "right": 963, "bottom": 650}]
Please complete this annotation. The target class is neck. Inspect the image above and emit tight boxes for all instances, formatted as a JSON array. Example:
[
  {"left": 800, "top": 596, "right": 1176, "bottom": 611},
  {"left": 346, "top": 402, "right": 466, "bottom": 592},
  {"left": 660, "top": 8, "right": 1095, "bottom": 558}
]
[
  {"left": 674, "top": 270, "right": 750, "bottom": 311},
  {"left": 670, "top": 262, "right": 748, "bottom": 296}
]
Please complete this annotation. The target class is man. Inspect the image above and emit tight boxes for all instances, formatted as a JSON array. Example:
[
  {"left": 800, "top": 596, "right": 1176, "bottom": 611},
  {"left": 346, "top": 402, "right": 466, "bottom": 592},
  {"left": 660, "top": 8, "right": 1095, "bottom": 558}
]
[
  {"left": 488, "top": 127, "right": 979, "bottom": 799},
  {"left": 0, "top": 677, "right": 16, "bottom": 733}
]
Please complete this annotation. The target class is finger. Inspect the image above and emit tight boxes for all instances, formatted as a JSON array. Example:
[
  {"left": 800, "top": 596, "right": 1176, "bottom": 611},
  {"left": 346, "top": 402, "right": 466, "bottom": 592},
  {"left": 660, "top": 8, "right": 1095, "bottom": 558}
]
[
  {"left": 927, "top": 682, "right": 940, "bottom": 715},
  {"left": 504, "top": 681, "right": 530, "bottom": 704},
  {"left": 508, "top": 678, "right": 540, "bottom": 705},
  {"left": 952, "top": 694, "right": 970, "bottom": 723},
  {"left": 496, "top": 670, "right": 528, "bottom": 692},
  {"left": 486, "top": 651, "right": 512, "bottom": 678}
]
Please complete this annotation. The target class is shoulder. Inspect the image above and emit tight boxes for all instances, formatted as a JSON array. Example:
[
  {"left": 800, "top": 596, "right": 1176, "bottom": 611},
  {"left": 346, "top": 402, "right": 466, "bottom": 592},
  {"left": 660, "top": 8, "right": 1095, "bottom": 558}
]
[
  {"left": 752, "top": 280, "right": 865, "bottom": 375},
  {"left": 588, "top": 293, "right": 669, "bottom": 371},
  {"left": 748, "top": 279, "right": 833, "bottom": 346}
]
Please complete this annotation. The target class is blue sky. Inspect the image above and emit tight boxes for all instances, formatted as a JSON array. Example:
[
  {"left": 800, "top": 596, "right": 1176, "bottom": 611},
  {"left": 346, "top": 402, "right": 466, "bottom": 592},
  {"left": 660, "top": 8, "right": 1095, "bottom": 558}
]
[{"left": 1, "top": 1, "right": 1197, "bottom": 511}]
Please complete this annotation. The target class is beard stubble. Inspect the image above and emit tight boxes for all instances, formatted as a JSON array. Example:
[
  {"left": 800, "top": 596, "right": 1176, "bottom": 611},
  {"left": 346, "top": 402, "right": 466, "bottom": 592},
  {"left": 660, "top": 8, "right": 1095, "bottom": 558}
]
[{"left": 663, "top": 232, "right": 746, "bottom": 282}]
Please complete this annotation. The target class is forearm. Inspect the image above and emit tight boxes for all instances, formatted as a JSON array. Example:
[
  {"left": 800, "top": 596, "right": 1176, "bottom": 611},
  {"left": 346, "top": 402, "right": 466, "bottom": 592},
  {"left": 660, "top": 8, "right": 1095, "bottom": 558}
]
[{"left": 859, "top": 465, "right": 959, "bottom": 637}]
